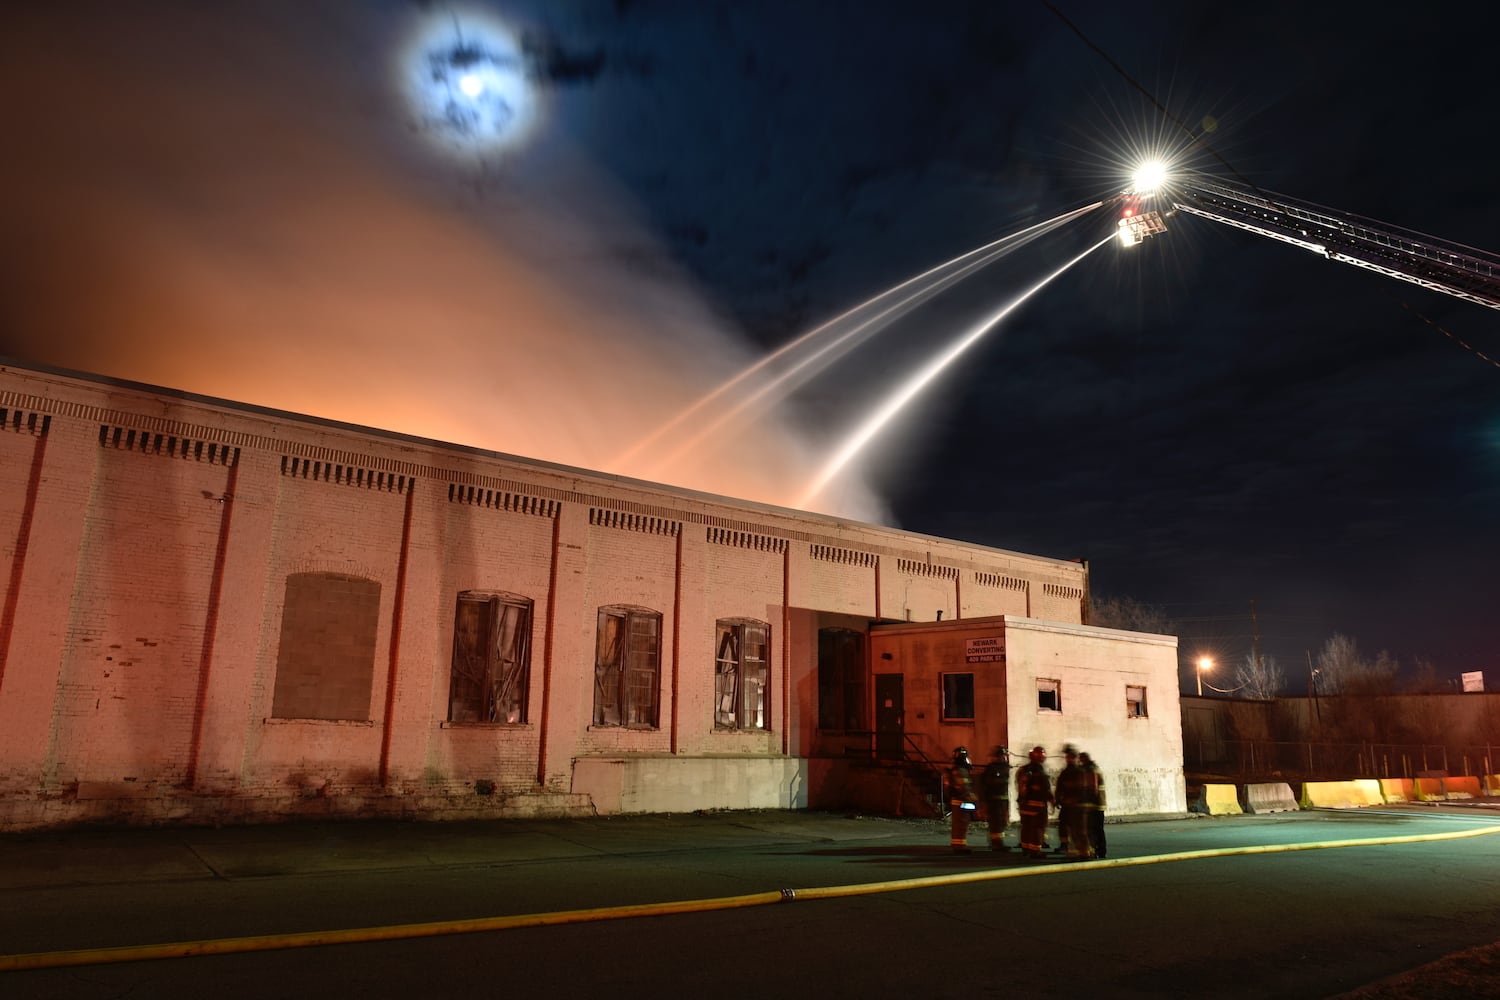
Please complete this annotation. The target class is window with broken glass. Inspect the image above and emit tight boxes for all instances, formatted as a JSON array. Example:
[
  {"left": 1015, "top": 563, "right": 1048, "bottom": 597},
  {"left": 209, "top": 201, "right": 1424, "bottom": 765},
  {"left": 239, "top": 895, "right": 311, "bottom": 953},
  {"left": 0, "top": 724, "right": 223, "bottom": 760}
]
[
  {"left": 594, "top": 605, "right": 662, "bottom": 728},
  {"left": 448, "top": 591, "right": 532, "bottom": 724},
  {"left": 714, "top": 618, "right": 769, "bottom": 730}
]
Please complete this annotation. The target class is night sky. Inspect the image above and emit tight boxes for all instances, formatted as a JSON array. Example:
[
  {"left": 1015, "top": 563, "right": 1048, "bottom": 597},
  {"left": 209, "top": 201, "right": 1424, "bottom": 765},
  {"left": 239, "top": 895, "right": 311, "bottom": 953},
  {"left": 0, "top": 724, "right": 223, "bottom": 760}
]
[{"left": 4, "top": 3, "right": 1497, "bottom": 691}]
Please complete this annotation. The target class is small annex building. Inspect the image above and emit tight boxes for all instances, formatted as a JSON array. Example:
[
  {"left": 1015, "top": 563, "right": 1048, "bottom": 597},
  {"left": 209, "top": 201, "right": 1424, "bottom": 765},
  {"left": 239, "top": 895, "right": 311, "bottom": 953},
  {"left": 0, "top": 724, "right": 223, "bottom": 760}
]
[
  {"left": 825, "top": 617, "right": 1183, "bottom": 816},
  {"left": 0, "top": 361, "right": 1184, "bottom": 831}
]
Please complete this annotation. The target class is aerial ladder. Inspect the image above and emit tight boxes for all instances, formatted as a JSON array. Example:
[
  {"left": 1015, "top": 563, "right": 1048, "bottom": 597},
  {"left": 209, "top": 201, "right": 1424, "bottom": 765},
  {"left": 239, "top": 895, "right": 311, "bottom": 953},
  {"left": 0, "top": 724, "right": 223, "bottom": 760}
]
[{"left": 1115, "top": 174, "right": 1500, "bottom": 313}]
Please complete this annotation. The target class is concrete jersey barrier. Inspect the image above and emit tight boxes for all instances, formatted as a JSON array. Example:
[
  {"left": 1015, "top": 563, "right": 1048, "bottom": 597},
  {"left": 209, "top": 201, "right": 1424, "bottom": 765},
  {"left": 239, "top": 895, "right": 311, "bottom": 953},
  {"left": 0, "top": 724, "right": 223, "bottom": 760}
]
[
  {"left": 1415, "top": 777, "right": 1447, "bottom": 801},
  {"left": 1244, "top": 782, "right": 1299, "bottom": 814},
  {"left": 1443, "top": 776, "right": 1481, "bottom": 800},
  {"left": 1202, "top": 784, "right": 1243, "bottom": 815},
  {"left": 1379, "top": 778, "right": 1414, "bottom": 803},
  {"left": 1301, "top": 780, "right": 1381, "bottom": 809}
]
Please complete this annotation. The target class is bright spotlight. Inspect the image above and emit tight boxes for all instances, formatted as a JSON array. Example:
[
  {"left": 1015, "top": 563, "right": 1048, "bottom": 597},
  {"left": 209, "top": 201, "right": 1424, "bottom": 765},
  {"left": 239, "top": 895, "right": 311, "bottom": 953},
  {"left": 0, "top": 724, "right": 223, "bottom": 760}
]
[
  {"left": 1132, "top": 161, "right": 1168, "bottom": 194},
  {"left": 459, "top": 73, "right": 484, "bottom": 98}
]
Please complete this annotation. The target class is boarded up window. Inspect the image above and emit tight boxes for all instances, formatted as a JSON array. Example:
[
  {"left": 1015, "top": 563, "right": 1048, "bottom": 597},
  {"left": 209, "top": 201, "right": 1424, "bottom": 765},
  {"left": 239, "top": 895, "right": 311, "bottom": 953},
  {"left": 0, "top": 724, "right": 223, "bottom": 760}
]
[
  {"left": 271, "top": 572, "right": 380, "bottom": 721},
  {"left": 817, "top": 628, "right": 866, "bottom": 731},
  {"left": 448, "top": 592, "right": 532, "bottom": 723},
  {"left": 715, "top": 619, "right": 769, "bottom": 730},
  {"left": 594, "top": 606, "right": 661, "bottom": 728},
  {"left": 1126, "top": 684, "right": 1148, "bottom": 718}
]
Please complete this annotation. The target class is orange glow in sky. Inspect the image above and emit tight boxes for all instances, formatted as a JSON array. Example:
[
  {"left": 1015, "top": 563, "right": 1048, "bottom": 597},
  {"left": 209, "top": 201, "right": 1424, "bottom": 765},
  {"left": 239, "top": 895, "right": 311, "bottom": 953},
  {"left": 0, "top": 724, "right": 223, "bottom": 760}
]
[{"left": 0, "top": 5, "right": 885, "bottom": 523}]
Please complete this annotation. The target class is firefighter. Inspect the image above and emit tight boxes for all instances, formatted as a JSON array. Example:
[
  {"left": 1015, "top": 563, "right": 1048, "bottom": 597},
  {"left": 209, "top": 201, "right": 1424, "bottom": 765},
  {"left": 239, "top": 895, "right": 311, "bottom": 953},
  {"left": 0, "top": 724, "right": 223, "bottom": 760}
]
[
  {"left": 1054, "top": 744, "right": 1091, "bottom": 859},
  {"left": 948, "top": 746, "right": 978, "bottom": 853},
  {"left": 980, "top": 746, "right": 1012, "bottom": 851},
  {"left": 1015, "top": 745, "right": 1053, "bottom": 858},
  {"left": 1080, "top": 750, "right": 1108, "bottom": 859}
]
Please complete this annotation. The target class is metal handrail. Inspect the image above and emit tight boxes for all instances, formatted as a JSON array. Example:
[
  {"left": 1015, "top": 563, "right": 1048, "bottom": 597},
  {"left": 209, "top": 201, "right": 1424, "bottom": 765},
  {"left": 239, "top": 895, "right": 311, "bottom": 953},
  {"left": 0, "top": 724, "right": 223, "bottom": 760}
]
[{"left": 823, "top": 729, "right": 950, "bottom": 814}]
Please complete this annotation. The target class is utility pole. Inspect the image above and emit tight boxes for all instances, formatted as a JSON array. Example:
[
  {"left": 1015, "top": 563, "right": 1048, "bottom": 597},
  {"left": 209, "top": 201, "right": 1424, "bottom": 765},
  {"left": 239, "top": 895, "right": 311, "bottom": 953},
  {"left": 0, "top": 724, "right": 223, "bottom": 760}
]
[
  {"left": 1306, "top": 650, "right": 1321, "bottom": 731},
  {"left": 1250, "top": 598, "right": 1262, "bottom": 671}
]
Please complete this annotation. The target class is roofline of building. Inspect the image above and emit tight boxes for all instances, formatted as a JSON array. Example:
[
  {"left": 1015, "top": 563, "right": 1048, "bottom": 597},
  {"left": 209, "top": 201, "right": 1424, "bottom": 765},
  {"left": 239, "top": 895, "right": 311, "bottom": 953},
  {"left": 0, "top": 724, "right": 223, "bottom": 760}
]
[
  {"left": 0, "top": 355, "right": 1087, "bottom": 571},
  {"left": 868, "top": 614, "right": 1177, "bottom": 646}
]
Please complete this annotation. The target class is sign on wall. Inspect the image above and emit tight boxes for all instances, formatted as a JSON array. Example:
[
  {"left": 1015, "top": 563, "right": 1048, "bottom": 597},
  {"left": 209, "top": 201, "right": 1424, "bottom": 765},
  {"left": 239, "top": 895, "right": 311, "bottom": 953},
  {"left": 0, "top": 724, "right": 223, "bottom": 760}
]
[
  {"left": 1462, "top": 671, "right": 1484, "bottom": 692},
  {"left": 965, "top": 636, "right": 1004, "bottom": 663}
]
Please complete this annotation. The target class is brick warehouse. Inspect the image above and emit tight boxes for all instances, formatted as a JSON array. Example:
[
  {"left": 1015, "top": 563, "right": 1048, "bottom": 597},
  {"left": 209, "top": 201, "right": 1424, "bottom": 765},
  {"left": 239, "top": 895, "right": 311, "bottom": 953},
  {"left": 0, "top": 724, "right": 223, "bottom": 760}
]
[{"left": 0, "top": 361, "right": 1183, "bottom": 831}]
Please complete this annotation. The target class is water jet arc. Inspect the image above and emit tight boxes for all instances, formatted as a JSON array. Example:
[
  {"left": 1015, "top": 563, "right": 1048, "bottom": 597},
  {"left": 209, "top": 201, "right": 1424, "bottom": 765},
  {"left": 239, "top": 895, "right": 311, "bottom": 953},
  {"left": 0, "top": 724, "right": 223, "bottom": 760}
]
[{"left": 798, "top": 233, "right": 1116, "bottom": 509}]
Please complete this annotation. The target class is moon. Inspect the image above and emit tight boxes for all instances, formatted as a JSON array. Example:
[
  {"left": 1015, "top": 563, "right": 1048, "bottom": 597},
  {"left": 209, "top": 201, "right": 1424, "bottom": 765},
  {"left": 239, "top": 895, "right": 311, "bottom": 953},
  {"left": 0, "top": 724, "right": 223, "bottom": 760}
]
[{"left": 401, "top": 10, "right": 539, "bottom": 158}]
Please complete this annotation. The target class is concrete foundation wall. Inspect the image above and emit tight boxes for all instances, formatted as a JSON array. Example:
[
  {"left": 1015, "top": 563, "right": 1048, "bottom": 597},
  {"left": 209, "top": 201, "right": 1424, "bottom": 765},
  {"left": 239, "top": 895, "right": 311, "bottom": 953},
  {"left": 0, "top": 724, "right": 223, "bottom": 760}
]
[{"left": 573, "top": 755, "right": 808, "bottom": 814}]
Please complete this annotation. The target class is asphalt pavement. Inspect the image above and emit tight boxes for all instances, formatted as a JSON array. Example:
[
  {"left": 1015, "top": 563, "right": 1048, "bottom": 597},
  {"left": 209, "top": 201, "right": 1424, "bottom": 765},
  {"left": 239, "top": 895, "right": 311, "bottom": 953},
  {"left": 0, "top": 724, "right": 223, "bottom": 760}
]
[
  {"left": 0, "top": 809, "right": 965, "bottom": 891},
  {"left": 3, "top": 800, "right": 1497, "bottom": 894},
  {"left": 6, "top": 802, "right": 1500, "bottom": 999}
]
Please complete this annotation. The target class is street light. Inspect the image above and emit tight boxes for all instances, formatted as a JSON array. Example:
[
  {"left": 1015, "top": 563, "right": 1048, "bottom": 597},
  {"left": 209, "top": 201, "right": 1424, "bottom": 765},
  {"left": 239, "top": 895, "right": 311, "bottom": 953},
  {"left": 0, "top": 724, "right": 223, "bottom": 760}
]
[{"left": 1197, "top": 657, "right": 1213, "bottom": 696}]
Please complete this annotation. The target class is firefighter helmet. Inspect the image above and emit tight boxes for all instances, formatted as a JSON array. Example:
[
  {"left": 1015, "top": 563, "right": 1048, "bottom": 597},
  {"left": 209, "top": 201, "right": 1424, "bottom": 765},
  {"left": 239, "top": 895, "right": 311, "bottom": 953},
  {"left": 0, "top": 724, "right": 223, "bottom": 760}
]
[
  {"left": 952, "top": 746, "right": 971, "bottom": 765},
  {"left": 1029, "top": 745, "right": 1045, "bottom": 761}
]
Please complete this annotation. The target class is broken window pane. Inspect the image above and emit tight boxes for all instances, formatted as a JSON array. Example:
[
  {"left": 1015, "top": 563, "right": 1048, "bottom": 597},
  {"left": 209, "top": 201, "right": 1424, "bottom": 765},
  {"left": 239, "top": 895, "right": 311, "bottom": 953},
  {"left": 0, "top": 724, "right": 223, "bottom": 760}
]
[
  {"left": 492, "top": 601, "right": 530, "bottom": 723},
  {"left": 448, "top": 592, "right": 532, "bottom": 723},
  {"left": 595, "top": 606, "right": 661, "bottom": 728},
  {"left": 716, "top": 619, "right": 769, "bottom": 730}
]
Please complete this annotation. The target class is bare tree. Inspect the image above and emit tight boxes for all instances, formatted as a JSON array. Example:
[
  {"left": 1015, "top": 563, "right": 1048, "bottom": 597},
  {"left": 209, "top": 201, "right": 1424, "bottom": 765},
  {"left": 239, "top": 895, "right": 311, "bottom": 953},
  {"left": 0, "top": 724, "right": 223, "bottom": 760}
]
[
  {"left": 1235, "top": 651, "right": 1285, "bottom": 700},
  {"left": 1405, "top": 657, "right": 1446, "bottom": 694},
  {"left": 1088, "top": 594, "right": 1174, "bottom": 634},
  {"left": 1314, "top": 634, "right": 1362, "bottom": 694},
  {"left": 1314, "top": 633, "right": 1399, "bottom": 695},
  {"left": 1348, "top": 649, "right": 1400, "bottom": 695}
]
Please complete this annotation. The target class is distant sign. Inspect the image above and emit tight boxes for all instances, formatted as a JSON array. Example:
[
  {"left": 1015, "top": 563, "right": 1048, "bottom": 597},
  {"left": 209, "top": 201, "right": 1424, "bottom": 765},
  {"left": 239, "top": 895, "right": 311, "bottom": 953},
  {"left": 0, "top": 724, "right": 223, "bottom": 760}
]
[
  {"left": 1462, "top": 671, "right": 1484, "bottom": 692},
  {"left": 965, "top": 636, "right": 1004, "bottom": 663}
]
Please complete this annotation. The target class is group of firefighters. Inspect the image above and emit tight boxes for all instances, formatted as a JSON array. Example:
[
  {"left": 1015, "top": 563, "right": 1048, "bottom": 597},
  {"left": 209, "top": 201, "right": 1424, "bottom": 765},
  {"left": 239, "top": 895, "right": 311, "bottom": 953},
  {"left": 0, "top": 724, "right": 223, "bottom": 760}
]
[{"left": 947, "top": 743, "right": 1106, "bottom": 859}]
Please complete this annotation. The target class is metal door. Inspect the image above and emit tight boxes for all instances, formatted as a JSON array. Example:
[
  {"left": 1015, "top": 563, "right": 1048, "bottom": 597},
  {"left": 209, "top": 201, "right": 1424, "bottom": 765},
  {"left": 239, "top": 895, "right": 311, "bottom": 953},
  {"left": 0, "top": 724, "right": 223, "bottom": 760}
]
[{"left": 875, "top": 673, "right": 904, "bottom": 759}]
